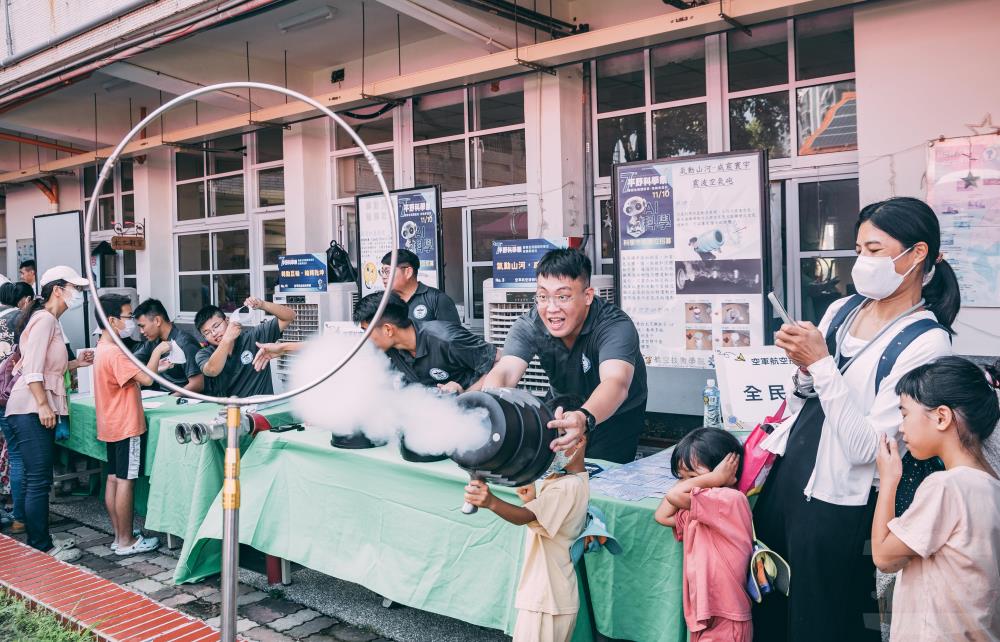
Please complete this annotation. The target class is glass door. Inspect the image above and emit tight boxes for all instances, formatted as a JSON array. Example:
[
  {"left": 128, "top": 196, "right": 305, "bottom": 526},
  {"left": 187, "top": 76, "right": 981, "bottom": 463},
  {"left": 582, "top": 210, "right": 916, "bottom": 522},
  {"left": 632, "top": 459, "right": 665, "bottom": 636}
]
[{"left": 462, "top": 204, "right": 529, "bottom": 329}]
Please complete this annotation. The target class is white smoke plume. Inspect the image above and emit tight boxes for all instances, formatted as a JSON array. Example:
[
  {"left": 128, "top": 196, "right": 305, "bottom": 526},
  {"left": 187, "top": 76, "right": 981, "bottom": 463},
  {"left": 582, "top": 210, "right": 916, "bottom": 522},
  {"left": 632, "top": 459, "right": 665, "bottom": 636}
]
[{"left": 289, "top": 332, "right": 491, "bottom": 456}]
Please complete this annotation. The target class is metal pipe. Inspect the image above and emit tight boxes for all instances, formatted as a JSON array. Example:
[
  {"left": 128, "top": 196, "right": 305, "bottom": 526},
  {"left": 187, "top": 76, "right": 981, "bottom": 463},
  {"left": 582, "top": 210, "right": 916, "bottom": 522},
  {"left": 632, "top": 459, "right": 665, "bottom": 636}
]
[
  {"left": 581, "top": 62, "right": 596, "bottom": 266},
  {"left": 220, "top": 405, "right": 241, "bottom": 642},
  {"left": 0, "top": 132, "right": 84, "bottom": 155},
  {"left": 0, "top": 0, "right": 155, "bottom": 67}
]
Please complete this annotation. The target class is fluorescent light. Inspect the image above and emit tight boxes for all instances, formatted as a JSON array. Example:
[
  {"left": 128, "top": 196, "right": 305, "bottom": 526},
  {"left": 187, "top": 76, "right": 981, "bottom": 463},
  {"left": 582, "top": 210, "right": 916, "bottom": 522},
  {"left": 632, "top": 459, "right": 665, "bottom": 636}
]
[{"left": 278, "top": 5, "right": 336, "bottom": 33}]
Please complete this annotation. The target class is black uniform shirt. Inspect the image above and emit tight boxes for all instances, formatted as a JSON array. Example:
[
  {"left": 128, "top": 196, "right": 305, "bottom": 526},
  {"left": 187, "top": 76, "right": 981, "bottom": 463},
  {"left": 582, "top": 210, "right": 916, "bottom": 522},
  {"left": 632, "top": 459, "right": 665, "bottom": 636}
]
[
  {"left": 406, "top": 283, "right": 461, "bottom": 325},
  {"left": 195, "top": 317, "right": 282, "bottom": 398},
  {"left": 133, "top": 325, "right": 204, "bottom": 389},
  {"left": 387, "top": 321, "right": 496, "bottom": 390}
]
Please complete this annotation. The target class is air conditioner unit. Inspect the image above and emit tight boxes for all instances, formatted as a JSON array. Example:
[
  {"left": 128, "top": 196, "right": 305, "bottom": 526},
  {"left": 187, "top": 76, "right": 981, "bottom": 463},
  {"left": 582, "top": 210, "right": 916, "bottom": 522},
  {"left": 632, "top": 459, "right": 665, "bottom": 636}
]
[
  {"left": 483, "top": 275, "right": 615, "bottom": 397},
  {"left": 271, "top": 283, "right": 358, "bottom": 389}
]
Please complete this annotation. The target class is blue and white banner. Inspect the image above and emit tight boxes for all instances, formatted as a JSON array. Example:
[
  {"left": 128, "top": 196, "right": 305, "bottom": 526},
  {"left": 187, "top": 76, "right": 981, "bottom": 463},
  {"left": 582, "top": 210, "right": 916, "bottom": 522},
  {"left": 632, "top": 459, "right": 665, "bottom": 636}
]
[
  {"left": 278, "top": 253, "right": 328, "bottom": 292},
  {"left": 492, "top": 238, "right": 574, "bottom": 288}
]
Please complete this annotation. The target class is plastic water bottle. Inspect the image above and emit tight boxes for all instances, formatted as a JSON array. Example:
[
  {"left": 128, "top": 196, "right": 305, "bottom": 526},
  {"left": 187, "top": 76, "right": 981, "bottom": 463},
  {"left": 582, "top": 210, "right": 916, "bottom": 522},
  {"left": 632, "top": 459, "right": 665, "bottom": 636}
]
[{"left": 703, "top": 379, "right": 722, "bottom": 428}]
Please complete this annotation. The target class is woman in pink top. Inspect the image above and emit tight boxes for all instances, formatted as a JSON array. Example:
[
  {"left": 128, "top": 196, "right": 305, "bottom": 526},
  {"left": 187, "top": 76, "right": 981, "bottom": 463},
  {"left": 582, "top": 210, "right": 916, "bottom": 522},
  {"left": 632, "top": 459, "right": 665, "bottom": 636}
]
[
  {"left": 873, "top": 357, "right": 1000, "bottom": 641},
  {"left": 5, "top": 266, "right": 90, "bottom": 561},
  {"left": 655, "top": 428, "right": 754, "bottom": 642}
]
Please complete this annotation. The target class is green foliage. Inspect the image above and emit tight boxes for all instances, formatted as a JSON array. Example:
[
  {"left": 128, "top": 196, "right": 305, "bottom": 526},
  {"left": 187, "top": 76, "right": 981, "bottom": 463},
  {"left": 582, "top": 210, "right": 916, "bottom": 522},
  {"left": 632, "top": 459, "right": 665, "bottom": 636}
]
[{"left": 0, "top": 591, "right": 96, "bottom": 642}]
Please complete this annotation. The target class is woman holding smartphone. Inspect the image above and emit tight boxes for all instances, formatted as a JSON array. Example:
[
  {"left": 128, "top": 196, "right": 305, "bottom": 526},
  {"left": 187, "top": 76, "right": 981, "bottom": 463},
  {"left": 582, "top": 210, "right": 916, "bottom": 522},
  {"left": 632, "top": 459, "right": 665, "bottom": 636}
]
[{"left": 751, "top": 197, "right": 959, "bottom": 642}]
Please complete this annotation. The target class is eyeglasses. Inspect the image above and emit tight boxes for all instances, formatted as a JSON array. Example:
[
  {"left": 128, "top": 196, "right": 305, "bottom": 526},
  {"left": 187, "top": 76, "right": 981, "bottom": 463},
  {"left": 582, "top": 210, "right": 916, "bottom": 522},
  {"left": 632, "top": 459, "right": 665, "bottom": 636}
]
[
  {"left": 202, "top": 318, "right": 226, "bottom": 338},
  {"left": 534, "top": 294, "right": 577, "bottom": 307},
  {"left": 379, "top": 265, "right": 412, "bottom": 278},
  {"left": 118, "top": 314, "right": 134, "bottom": 320}
]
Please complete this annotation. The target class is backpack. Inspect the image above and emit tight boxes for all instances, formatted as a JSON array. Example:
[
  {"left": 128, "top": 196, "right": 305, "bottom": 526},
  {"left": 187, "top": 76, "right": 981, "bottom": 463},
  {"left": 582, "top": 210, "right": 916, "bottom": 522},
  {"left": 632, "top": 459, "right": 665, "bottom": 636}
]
[
  {"left": 0, "top": 345, "right": 21, "bottom": 407},
  {"left": 326, "top": 240, "right": 358, "bottom": 284},
  {"left": 825, "top": 294, "right": 949, "bottom": 513}
]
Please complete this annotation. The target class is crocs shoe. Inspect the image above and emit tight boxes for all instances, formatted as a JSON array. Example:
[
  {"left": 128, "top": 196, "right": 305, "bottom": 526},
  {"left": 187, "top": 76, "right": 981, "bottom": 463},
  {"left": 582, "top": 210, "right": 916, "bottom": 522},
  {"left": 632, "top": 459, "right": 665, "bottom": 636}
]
[
  {"left": 115, "top": 535, "right": 160, "bottom": 556},
  {"left": 48, "top": 540, "right": 82, "bottom": 563},
  {"left": 110, "top": 529, "right": 143, "bottom": 551}
]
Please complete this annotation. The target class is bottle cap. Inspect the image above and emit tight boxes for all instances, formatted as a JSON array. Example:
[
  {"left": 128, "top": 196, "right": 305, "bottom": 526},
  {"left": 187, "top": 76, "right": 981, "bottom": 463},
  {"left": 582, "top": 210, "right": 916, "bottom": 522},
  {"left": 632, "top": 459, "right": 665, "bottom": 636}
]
[{"left": 707, "top": 378, "right": 715, "bottom": 386}]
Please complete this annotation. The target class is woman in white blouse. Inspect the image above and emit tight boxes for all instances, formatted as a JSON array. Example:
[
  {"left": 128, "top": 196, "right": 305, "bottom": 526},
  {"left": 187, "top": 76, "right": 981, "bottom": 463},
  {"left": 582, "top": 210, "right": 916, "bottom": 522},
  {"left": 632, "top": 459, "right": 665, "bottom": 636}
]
[{"left": 752, "top": 198, "right": 960, "bottom": 642}]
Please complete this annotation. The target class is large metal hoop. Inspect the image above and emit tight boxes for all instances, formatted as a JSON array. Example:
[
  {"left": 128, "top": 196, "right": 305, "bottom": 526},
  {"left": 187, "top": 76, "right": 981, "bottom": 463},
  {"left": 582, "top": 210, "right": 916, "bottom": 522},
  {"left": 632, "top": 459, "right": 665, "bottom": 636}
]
[{"left": 84, "top": 82, "right": 397, "bottom": 407}]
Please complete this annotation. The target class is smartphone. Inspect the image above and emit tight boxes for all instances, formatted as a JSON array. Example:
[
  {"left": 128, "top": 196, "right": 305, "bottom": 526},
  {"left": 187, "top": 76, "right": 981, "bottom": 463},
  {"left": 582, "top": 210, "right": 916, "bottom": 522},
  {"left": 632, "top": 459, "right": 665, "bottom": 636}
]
[{"left": 768, "top": 292, "right": 799, "bottom": 327}]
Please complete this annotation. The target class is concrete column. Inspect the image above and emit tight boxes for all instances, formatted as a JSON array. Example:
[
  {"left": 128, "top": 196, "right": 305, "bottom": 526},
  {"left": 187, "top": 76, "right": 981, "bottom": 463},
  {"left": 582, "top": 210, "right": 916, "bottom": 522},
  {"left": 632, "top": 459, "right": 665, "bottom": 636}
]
[
  {"left": 283, "top": 120, "right": 332, "bottom": 255},
  {"left": 133, "top": 149, "right": 175, "bottom": 304}
]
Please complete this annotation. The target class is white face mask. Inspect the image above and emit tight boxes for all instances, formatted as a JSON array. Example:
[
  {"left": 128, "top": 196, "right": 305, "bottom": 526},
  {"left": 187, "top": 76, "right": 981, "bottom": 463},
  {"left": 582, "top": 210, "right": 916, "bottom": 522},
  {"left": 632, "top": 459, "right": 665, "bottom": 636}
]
[
  {"left": 851, "top": 246, "right": 919, "bottom": 301},
  {"left": 63, "top": 289, "right": 84, "bottom": 310},
  {"left": 121, "top": 319, "right": 137, "bottom": 337}
]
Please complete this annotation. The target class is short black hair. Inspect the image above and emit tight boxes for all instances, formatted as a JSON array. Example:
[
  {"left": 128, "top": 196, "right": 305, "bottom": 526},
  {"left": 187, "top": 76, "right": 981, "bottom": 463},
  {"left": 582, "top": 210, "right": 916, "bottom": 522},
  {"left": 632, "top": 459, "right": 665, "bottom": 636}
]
[
  {"left": 535, "top": 249, "right": 591, "bottom": 286},
  {"left": 381, "top": 249, "right": 420, "bottom": 272},
  {"left": 352, "top": 292, "right": 412, "bottom": 328},
  {"left": 194, "top": 305, "right": 225, "bottom": 333},
  {"left": 670, "top": 427, "right": 744, "bottom": 480},
  {"left": 18, "top": 260, "right": 35, "bottom": 271},
  {"left": 134, "top": 298, "right": 170, "bottom": 322},
  {"left": 96, "top": 294, "right": 131, "bottom": 331},
  {"left": 0, "top": 281, "right": 33, "bottom": 307}
]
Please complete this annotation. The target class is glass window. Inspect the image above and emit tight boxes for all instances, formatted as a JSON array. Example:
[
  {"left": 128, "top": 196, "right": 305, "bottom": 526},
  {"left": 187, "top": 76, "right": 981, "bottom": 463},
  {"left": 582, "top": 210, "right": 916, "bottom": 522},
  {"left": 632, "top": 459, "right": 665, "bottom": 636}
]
[
  {"left": 339, "top": 205, "right": 358, "bottom": 265},
  {"left": 471, "top": 265, "right": 492, "bottom": 320},
  {"left": 263, "top": 219, "right": 286, "bottom": 265},
  {"left": 413, "top": 89, "right": 464, "bottom": 141},
  {"left": 121, "top": 194, "right": 135, "bottom": 226},
  {"left": 800, "top": 256, "right": 856, "bottom": 324},
  {"left": 208, "top": 135, "right": 244, "bottom": 174},
  {"left": 336, "top": 150, "right": 394, "bottom": 198},
  {"left": 264, "top": 271, "right": 279, "bottom": 301},
  {"left": 795, "top": 9, "right": 854, "bottom": 80},
  {"left": 469, "top": 77, "right": 524, "bottom": 130},
  {"left": 414, "top": 141, "right": 466, "bottom": 192},
  {"left": 797, "top": 81, "right": 857, "bottom": 156},
  {"left": 256, "top": 128, "right": 284, "bottom": 163},
  {"left": 179, "top": 274, "right": 211, "bottom": 313},
  {"left": 596, "top": 52, "right": 645, "bottom": 113},
  {"left": 215, "top": 229, "right": 250, "bottom": 270},
  {"left": 124, "top": 250, "right": 136, "bottom": 276},
  {"left": 258, "top": 167, "right": 285, "bottom": 207},
  {"left": 178, "top": 233, "right": 210, "bottom": 271},
  {"left": 214, "top": 274, "right": 250, "bottom": 313},
  {"left": 175, "top": 151, "right": 204, "bottom": 181},
  {"left": 334, "top": 110, "right": 394, "bottom": 149},
  {"left": 470, "top": 206, "right": 528, "bottom": 262},
  {"left": 120, "top": 159, "right": 134, "bottom": 192},
  {"left": 176, "top": 182, "right": 206, "bottom": 221},
  {"left": 599, "top": 199, "right": 616, "bottom": 264},
  {"left": 727, "top": 22, "right": 788, "bottom": 92},
  {"left": 651, "top": 39, "right": 706, "bottom": 103},
  {"left": 470, "top": 130, "right": 527, "bottom": 188},
  {"left": 96, "top": 199, "right": 115, "bottom": 231},
  {"left": 597, "top": 113, "right": 647, "bottom": 177},
  {"left": 209, "top": 175, "right": 244, "bottom": 217},
  {"left": 798, "top": 179, "right": 859, "bottom": 251},
  {"left": 729, "top": 91, "right": 790, "bottom": 159},
  {"left": 83, "top": 164, "right": 114, "bottom": 197},
  {"left": 653, "top": 104, "right": 708, "bottom": 159}
]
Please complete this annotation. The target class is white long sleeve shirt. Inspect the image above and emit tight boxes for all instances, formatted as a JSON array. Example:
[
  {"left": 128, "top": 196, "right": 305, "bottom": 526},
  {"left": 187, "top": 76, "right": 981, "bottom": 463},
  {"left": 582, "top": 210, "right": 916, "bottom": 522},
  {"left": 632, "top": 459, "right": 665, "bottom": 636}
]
[{"left": 761, "top": 297, "right": 952, "bottom": 506}]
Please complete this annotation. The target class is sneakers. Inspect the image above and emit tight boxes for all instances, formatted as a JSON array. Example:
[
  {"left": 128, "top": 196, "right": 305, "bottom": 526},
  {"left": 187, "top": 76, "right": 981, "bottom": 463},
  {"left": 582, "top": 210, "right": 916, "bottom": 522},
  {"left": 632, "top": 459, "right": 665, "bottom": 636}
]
[
  {"left": 115, "top": 535, "right": 160, "bottom": 556},
  {"left": 47, "top": 539, "right": 82, "bottom": 563},
  {"left": 8, "top": 520, "right": 24, "bottom": 534},
  {"left": 110, "top": 529, "right": 143, "bottom": 552}
]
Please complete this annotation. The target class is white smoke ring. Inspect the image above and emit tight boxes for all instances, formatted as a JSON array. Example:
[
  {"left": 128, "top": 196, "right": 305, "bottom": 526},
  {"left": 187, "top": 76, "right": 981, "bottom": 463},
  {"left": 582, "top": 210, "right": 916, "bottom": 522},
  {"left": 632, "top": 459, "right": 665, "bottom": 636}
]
[{"left": 84, "top": 82, "right": 397, "bottom": 407}]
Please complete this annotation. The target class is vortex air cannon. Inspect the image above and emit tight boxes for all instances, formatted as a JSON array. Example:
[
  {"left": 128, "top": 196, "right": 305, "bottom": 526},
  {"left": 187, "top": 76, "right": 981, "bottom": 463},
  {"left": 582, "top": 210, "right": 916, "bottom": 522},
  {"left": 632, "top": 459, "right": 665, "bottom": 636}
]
[
  {"left": 175, "top": 409, "right": 272, "bottom": 445},
  {"left": 450, "top": 388, "right": 558, "bottom": 514}
]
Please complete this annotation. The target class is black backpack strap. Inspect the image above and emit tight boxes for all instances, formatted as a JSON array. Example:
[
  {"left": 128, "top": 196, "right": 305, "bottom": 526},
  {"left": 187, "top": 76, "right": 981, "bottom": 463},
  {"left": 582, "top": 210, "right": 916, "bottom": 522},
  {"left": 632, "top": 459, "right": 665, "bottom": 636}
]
[
  {"left": 824, "top": 294, "right": 866, "bottom": 355},
  {"left": 874, "top": 319, "right": 949, "bottom": 394}
]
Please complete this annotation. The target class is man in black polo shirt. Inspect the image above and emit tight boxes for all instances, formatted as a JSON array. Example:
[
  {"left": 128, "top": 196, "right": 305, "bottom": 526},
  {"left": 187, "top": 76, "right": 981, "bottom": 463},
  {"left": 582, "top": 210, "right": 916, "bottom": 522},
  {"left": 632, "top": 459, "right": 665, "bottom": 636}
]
[
  {"left": 353, "top": 292, "right": 496, "bottom": 393},
  {"left": 481, "top": 249, "right": 647, "bottom": 463},
  {"left": 380, "top": 249, "right": 460, "bottom": 325},
  {"left": 132, "top": 299, "right": 205, "bottom": 394}
]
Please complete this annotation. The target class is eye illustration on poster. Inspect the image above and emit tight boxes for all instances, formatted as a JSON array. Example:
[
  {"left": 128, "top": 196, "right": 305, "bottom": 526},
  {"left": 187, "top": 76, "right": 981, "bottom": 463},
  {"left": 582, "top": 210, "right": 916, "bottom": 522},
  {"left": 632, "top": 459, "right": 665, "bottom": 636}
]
[{"left": 613, "top": 151, "right": 771, "bottom": 369}]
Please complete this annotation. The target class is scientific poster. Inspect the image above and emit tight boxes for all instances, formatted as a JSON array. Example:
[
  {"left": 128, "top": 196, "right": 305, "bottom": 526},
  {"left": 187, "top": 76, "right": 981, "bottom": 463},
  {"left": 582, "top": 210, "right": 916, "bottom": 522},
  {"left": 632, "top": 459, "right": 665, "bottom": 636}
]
[
  {"left": 614, "top": 151, "right": 770, "bottom": 369},
  {"left": 355, "top": 185, "right": 442, "bottom": 297},
  {"left": 926, "top": 134, "right": 1000, "bottom": 308}
]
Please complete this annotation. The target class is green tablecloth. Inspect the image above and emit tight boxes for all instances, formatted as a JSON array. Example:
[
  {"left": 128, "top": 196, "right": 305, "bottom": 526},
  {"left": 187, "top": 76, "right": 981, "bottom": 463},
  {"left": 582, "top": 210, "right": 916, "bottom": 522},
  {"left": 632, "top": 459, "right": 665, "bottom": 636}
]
[{"left": 176, "top": 430, "right": 686, "bottom": 642}]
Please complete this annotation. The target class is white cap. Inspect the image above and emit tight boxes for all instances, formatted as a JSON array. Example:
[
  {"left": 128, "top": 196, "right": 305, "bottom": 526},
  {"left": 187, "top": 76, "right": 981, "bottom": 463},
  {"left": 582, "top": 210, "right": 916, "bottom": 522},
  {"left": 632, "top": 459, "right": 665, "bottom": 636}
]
[{"left": 39, "top": 265, "right": 90, "bottom": 288}]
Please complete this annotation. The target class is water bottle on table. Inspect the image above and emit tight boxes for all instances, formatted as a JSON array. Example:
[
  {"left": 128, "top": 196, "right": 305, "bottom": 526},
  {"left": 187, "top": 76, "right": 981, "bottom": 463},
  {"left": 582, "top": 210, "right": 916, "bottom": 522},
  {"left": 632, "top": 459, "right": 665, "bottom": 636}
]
[{"left": 703, "top": 378, "right": 722, "bottom": 428}]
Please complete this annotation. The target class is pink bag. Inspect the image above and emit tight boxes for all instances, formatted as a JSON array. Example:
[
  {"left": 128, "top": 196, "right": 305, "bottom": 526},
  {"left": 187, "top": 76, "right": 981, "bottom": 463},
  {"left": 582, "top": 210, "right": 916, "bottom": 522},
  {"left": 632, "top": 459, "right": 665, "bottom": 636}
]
[{"left": 738, "top": 400, "right": 787, "bottom": 497}]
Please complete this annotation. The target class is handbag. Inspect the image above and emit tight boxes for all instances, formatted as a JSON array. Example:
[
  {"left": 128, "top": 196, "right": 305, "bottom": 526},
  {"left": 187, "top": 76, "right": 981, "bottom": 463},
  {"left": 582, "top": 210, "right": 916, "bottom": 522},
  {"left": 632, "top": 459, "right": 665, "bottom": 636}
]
[
  {"left": 737, "top": 400, "right": 787, "bottom": 496},
  {"left": 326, "top": 240, "right": 358, "bottom": 284},
  {"left": 0, "top": 346, "right": 21, "bottom": 407},
  {"left": 746, "top": 523, "right": 791, "bottom": 603}
]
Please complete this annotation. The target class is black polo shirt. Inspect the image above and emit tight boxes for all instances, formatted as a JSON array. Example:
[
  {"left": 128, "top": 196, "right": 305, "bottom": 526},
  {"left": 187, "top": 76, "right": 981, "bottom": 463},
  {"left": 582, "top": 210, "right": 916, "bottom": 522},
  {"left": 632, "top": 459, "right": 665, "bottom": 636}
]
[
  {"left": 195, "top": 317, "right": 282, "bottom": 398},
  {"left": 132, "top": 325, "right": 204, "bottom": 390},
  {"left": 503, "top": 297, "right": 648, "bottom": 463},
  {"left": 405, "top": 283, "right": 461, "bottom": 325},
  {"left": 387, "top": 321, "right": 496, "bottom": 390}
]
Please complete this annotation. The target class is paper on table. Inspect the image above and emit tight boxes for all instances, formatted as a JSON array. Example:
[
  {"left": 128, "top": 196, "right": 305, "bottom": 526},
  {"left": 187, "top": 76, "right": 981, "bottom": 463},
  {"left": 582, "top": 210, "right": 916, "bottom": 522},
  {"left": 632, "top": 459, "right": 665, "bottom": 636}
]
[
  {"left": 143, "top": 401, "right": 164, "bottom": 409},
  {"left": 588, "top": 446, "right": 679, "bottom": 501},
  {"left": 141, "top": 390, "right": 169, "bottom": 399}
]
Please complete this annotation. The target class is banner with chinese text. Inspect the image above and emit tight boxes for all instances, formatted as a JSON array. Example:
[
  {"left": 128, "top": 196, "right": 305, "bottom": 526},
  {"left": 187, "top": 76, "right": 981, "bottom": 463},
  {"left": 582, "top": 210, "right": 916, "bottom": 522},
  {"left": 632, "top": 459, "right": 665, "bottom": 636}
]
[
  {"left": 614, "top": 151, "right": 770, "bottom": 369},
  {"left": 714, "top": 347, "right": 796, "bottom": 430}
]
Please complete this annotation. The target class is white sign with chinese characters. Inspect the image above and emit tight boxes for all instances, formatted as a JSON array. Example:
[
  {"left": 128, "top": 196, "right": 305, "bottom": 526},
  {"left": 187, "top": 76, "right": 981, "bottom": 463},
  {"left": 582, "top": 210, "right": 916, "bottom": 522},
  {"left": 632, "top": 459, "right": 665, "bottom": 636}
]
[
  {"left": 713, "top": 346, "right": 796, "bottom": 430},
  {"left": 614, "top": 151, "right": 769, "bottom": 369}
]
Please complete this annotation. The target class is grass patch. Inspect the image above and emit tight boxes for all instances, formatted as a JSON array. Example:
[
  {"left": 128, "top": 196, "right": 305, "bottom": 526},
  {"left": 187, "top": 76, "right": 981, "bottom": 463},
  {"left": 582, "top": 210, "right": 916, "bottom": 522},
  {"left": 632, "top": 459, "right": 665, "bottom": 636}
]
[{"left": 0, "top": 591, "right": 95, "bottom": 641}]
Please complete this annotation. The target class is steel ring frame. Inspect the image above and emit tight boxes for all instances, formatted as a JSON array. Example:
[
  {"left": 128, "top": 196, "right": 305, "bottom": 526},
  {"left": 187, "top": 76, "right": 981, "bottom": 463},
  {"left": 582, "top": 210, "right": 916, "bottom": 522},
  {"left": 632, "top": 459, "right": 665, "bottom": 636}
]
[{"left": 84, "top": 81, "right": 397, "bottom": 407}]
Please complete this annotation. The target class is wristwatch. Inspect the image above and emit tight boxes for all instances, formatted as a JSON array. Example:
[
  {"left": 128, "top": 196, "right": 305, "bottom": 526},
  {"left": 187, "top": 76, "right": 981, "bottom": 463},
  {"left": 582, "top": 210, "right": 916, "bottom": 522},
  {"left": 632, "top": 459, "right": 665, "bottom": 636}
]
[{"left": 576, "top": 408, "right": 597, "bottom": 435}]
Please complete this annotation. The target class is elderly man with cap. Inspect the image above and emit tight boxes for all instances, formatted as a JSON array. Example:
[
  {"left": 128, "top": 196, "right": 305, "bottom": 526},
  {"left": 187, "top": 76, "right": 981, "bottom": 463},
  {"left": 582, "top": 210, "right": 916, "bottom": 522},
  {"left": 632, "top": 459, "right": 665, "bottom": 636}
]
[{"left": 380, "top": 249, "right": 460, "bottom": 325}]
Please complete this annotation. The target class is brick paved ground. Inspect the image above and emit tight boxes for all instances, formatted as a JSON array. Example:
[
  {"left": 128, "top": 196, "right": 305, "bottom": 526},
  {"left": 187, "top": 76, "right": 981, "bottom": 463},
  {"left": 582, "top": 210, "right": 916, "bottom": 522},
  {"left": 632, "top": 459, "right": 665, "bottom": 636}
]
[{"left": 14, "top": 512, "right": 391, "bottom": 642}]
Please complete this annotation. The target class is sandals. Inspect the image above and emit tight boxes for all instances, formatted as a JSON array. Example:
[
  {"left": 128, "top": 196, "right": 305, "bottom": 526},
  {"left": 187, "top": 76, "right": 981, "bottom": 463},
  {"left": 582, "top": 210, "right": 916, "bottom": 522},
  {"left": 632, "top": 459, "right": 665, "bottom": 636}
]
[
  {"left": 48, "top": 538, "right": 82, "bottom": 563},
  {"left": 110, "top": 529, "right": 143, "bottom": 551},
  {"left": 115, "top": 535, "right": 160, "bottom": 556}
]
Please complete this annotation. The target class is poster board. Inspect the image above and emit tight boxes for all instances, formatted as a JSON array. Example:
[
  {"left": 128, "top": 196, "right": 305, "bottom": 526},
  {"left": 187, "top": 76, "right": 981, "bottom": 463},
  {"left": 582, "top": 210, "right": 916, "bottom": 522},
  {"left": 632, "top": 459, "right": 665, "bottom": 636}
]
[
  {"left": 355, "top": 185, "right": 443, "bottom": 297},
  {"left": 33, "top": 210, "right": 90, "bottom": 349},
  {"left": 492, "top": 238, "right": 580, "bottom": 288},
  {"left": 278, "top": 253, "right": 328, "bottom": 292},
  {"left": 926, "top": 134, "right": 1000, "bottom": 307},
  {"left": 613, "top": 150, "right": 771, "bottom": 369},
  {"left": 714, "top": 346, "right": 796, "bottom": 430}
]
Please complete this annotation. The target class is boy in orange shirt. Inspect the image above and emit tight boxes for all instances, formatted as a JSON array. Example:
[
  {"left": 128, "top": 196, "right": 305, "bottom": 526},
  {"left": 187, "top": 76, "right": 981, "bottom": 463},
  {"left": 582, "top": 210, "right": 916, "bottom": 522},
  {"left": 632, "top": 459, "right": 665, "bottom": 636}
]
[{"left": 94, "top": 294, "right": 159, "bottom": 556}]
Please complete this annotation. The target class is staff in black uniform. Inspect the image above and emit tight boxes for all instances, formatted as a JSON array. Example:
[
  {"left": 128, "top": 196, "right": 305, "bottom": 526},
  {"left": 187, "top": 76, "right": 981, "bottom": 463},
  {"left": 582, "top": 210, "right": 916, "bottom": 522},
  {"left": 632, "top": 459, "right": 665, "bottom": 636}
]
[
  {"left": 481, "top": 249, "right": 647, "bottom": 463},
  {"left": 353, "top": 292, "right": 497, "bottom": 393},
  {"left": 380, "top": 249, "right": 460, "bottom": 325}
]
